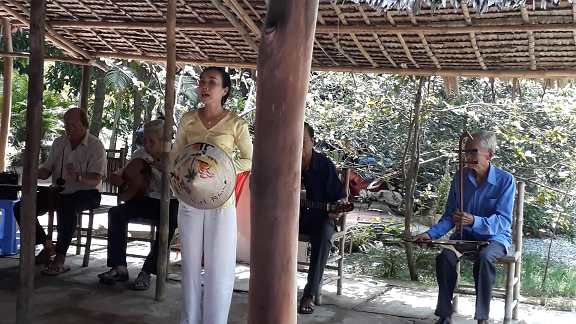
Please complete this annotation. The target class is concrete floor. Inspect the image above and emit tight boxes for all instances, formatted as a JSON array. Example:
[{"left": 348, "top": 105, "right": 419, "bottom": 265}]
[{"left": 1, "top": 244, "right": 575, "bottom": 324}]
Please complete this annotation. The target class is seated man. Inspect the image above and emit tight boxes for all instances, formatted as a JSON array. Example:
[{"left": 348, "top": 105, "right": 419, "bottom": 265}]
[
  {"left": 299, "top": 122, "right": 347, "bottom": 315},
  {"left": 14, "top": 108, "right": 106, "bottom": 275},
  {"left": 98, "top": 120, "right": 178, "bottom": 290},
  {"left": 413, "top": 131, "right": 516, "bottom": 324}
]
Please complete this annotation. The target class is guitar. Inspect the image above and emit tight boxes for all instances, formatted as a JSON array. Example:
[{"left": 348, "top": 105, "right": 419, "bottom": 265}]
[
  {"left": 300, "top": 182, "right": 354, "bottom": 215},
  {"left": 118, "top": 158, "right": 153, "bottom": 202}
]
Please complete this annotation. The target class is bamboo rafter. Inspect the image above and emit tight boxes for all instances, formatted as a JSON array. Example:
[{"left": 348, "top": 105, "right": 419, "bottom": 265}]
[
  {"left": 331, "top": 3, "right": 378, "bottom": 67},
  {"left": 178, "top": 0, "right": 207, "bottom": 23},
  {"left": 573, "top": 2, "right": 576, "bottom": 50},
  {"left": 317, "top": 12, "right": 356, "bottom": 65},
  {"left": 387, "top": 11, "right": 419, "bottom": 68},
  {"left": 461, "top": 0, "right": 487, "bottom": 70},
  {"left": 48, "top": 0, "right": 100, "bottom": 52},
  {"left": 521, "top": 5, "right": 537, "bottom": 70},
  {"left": 210, "top": 0, "right": 259, "bottom": 52},
  {"left": 407, "top": 10, "right": 441, "bottom": 69},
  {"left": 225, "top": 0, "right": 261, "bottom": 37},
  {"left": 356, "top": 3, "right": 397, "bottom": 67},
  {"left": 215, "top": 31, "right": 246, "bottom": 61}
]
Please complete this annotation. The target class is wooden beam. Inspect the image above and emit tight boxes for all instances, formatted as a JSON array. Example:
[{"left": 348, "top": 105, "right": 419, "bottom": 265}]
[
  {"left": 210, "top": 0, "right": 259, "bottom": 52},
  {"left": 42, "top": 20, "right": 576, "bottom": 34},
  {"left": 355, "top": 4, "right": 397, "bottom": 67},
  {"left": 0, "top": 1, "right": 107, "bottom": 71},
  {"left": 387, "top": 12, "right": 419, "bottom": 68},
  {"left": 317, "top": 12, "right": 356, "bottom": 65},
  {"left": 407, "top": 11, "right": 441, "bottom": 70},
  {"left": 0, "top": 51, "right": 91, "bottom": 65},
  {"left": 17, "top": 0, "right": 44, "bottom": 323},
  {"left": 0, "top": 19, "right": 13, "bottom": 172},
  {"left": 225, "top": 0, "right": 261, "bottom": 36},
  {"left": 79, "top": 65, "right": 91, "bottom": 112},
  {"left": 331, "top": 3, "right": 377, "bottom": 67},
  {"left": 521, "top": 5, "right": 537, "bottom": 70},
  {"left": 155, "top": 0, "right": 176, "bottom": 301},
  {"left": 248, "top": 0, "right": 319, "bottom": 323},
  {"left": 90, "top": 52, "right": 576, "bottom": 78},
  {"left": 461, "top": 0, "right": 487, "bottom": 70}
]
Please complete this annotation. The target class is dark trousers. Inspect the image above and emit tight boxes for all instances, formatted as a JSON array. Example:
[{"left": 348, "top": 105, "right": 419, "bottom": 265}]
[
  {"left": 435, "top": 241, "right": 506, "bottom": 320},
  {"left": 13, "top": 189, "right": 101, "bottom": 255},
  {"left": 299, "top": 217, "right": 335, "bottom": 297},
  {"left": 107, "top": 197, "right": 178, "bottom": 275}
]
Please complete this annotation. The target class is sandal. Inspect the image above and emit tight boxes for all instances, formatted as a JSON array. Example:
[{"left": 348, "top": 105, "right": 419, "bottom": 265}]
[
  {"left": 133, "top": 271, "right": 151, "bottom": 291},
  {"left": 35, "top": 248, "right": 55, "bottom": 265},
  {"left": 41, "top": 264, "right": 70, "bottom": 276},
  {"left": 98, "top": 268, "right": 129, "bottom": 285},
  {"left": 299, "top": 295, "right": 315, "bottom": 314}
]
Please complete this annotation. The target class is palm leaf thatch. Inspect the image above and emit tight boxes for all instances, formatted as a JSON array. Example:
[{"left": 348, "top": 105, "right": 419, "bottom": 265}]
[{"left": 354, "top": 0, "right": 560, "bottom": 15}]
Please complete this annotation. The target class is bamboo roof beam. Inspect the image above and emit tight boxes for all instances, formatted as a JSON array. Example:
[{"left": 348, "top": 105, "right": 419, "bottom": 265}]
[
  {"left": 144, "top": 0, "right": 208, "bottom": 60},
  {"left": 48, "top": 0, "right": 101, "bottom": 52},
  {"left": 0, "top": 0, "right": 107, "bottom": 71},
  {"left": 63, "top": 0, "right": 143, "bottom": 56},
  {"left": 355, "top": 4, "right": 397, "bottom": 67},
  {"left": 573, "top": 2, "right": 576, "bottom": 51},
  {"left": 210, "top": 0, "right": 259, "bottom": 52},
  {"left": 407, "top": 10, "right": 441, "bottom": 69},
  {"left": 43, "top": 20, "right": 576, "bottom": 34},
  {"left": 225, "top": 0, "right": 261, "bottom": 37},
  {"left": 460, "top": 0, "right": 487, "bottom": 70},
  {"left": 242, "top": 0, "right": 262, "bottom": 21},
  {"left": 0, "top": 51, "right": 91, "bottom": 65},
  {"left": 521, "top": 5, "right": 537, "bottom": 70},
  {"left": 90, "top": 52, "right": 576, "bottom": 78},
  {"left": 178, "top": 0, "right": 207, "bottom": 23},
  {"left": 215, "top": 31, "right": 246, "bottom": 61},
  {"left": 387, "top": 11, "right": 419, "bottom": 69},
  {"left": 317, "top": 12, "right": 356, "bottom": 66},
  {"left": 331, "top": 3, "right": 378, "bottom": 68}
]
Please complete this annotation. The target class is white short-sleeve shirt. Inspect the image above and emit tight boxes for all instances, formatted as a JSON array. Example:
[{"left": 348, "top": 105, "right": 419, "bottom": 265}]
[{"left": 41, "top": 133, "right": 107, "bottom": 194}]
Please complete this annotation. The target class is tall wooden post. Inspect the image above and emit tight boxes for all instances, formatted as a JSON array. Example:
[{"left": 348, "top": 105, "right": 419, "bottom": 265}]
[
  {"left": 155, "top": 0, "right": 176, "bottom": 301},
  {"left": 17, "top": 0, "right": 45, "bottom": 323},
  {"left": 248, "top": 1, "right": 319, "bottom": 323},
  {"left": 0, "top": 18, "right": 13, "bottom": 172},
  {"left": 79, "top": 65, "right": 91, "bottom": 112}
]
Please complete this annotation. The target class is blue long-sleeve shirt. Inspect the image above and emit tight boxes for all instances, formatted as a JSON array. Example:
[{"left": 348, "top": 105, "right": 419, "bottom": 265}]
[{"left": 427, "top": 164, "right": 516, "bottom": 251}]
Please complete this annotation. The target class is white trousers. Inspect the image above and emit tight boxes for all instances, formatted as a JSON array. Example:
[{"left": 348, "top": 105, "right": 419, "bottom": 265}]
[{"left": 178, "top": 203, "right": 237, "bottom": 324}]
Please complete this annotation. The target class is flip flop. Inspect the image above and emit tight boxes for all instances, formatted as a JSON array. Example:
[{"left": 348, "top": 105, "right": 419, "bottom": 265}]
[
  {"left": 133, "top": 272, "right": 151, "bottom": 291},
  {"left": 41, "top": 264, "right": 71, "bottom": 276},
  {"left": 98, "top": 269, "right": 129, "bottom": 285}
]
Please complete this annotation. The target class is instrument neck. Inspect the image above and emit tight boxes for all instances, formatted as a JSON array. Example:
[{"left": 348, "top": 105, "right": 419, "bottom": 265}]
[{"left": 300, "top": 199, "right": 329, "bottom": 211}]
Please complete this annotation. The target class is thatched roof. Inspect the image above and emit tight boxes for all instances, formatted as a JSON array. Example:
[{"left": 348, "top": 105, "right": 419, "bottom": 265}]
[{"left": 1, "top": 0, "right": 576, "bottom": 77}]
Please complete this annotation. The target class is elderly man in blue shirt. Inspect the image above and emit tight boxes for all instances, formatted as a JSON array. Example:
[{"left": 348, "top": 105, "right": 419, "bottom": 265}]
[
  {"left": 413, "top": 131, "right": 516, "bottom": 324},
  {"left": 299, "top": 122, "right": 348, "bottom": 315}
]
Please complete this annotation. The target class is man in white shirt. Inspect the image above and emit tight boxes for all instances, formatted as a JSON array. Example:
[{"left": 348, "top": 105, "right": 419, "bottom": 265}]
[
  {"left": 13, "top": 108, "right": 106, "bottom": 276},
  {"left": 98, "top": 120, "right": 178, "bottom": 290}
]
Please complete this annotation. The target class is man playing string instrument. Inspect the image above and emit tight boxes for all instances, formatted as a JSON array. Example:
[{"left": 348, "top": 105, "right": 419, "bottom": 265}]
[
  {"left": 98, "top": 119, "right": 178, "bottom": 290},
  {"left": 299, "top": 122, "right": 348, "bottom": 315},
  {"left": 413, "top": 131, "right": 516, "bottom": 324},
  {"left": 14, "top": 108, "right": 106, "bottom": 276}
]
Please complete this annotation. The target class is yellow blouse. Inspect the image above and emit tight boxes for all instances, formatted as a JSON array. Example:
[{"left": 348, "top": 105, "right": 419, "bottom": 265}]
[{"left": 173, "top": 109, "right": 253, "bottom": 209}]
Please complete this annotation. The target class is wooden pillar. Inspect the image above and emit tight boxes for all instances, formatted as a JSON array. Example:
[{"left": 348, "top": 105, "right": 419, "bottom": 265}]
[
  {"left": 79, "top": 65, "right": 90, "bottom": 112},
  {"left": 16, "top": 0, "right": 45, "bottom": 323},
  {"left": 0, "top": 18, "right": 13, "bottom": 172},
  {"left": 155, "top": 0, "right": 176, "bottom": 301},
  {"left": 248, "top": 1, "right": 319, "bottom": 323}
]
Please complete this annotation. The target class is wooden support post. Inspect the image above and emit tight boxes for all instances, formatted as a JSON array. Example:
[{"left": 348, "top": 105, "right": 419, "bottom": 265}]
[
  {"left": 0, "top": 18, "right": 13, "bottom": 172},
  {"left": 155, "top": 0, "right": 176, "bottom": 301},
  {"left": 79, "top": 65, "right": 90, "bottom": 112},
  {"left": 16, "top": 0, "right": 45, "bottom": 323},
  {"left": 248, "top": 1, "right": 319, "bottom": 323}
]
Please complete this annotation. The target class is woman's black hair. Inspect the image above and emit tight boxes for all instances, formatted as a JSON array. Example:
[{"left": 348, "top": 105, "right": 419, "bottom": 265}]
[{"left": 201, "top": 67, "right": 232, "bottom": 106}]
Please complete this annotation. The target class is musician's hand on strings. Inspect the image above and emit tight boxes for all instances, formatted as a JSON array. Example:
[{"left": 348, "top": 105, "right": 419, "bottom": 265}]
[
  {"left": 151, "top": 159, "right": 164, "bottom": 172},
  {"left": 453, "top": 211, "right": 475, "bottom": 227},
  {"left": 65, "top": 163, "right": 79, "bottom": 181},
  {"left": 412, "top": 232, "right": 431, "bottom": 247},
  {"left": 38, "top": 168, "right": 51, "bottom": 180},
  {"left": 329, "top": 198, "right": 348, "bottom": 219},
  {"left": 110, "top": 172, "right": 124, "bottom": 188}
]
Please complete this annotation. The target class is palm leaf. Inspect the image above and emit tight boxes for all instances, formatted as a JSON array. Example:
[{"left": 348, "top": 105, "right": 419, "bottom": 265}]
[{"left": 105, "top": 66, "right": 134, "bottom": 92}]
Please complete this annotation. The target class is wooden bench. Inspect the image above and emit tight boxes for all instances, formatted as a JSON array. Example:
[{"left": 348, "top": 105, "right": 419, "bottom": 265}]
[
  {"left": 453, "top": 181, "right": 525, "bottom": 323},
  {"left": 297, "top": 168, "right": 350, "bottom": 305}
]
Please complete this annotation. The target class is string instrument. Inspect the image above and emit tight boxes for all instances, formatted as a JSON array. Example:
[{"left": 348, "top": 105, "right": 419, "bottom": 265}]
[
  {"left": 118, "top": 158, "right": 154, "bottom": 202},
  {"left": 300, "top": 181, "right": 354, "bottom": 216}
]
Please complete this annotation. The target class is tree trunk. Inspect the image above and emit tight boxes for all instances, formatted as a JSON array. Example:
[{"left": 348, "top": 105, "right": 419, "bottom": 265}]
[
  {"left": 403, "top": 77, "right": 426, "bottom": 282},
  {"left": 109, "top": 91, "right": 123, "bottom": 150},
  {"left": 89, "top": 68, "right": 106, "bottom": 137},
  {"left": 132, "top": 64, "right": 145, "bottom": 153}
]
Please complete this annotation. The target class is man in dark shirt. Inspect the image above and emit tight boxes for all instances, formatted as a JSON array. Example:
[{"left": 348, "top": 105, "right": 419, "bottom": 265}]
[{"left": 299, "top": 122, "right": 347, "bottom": 314}]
